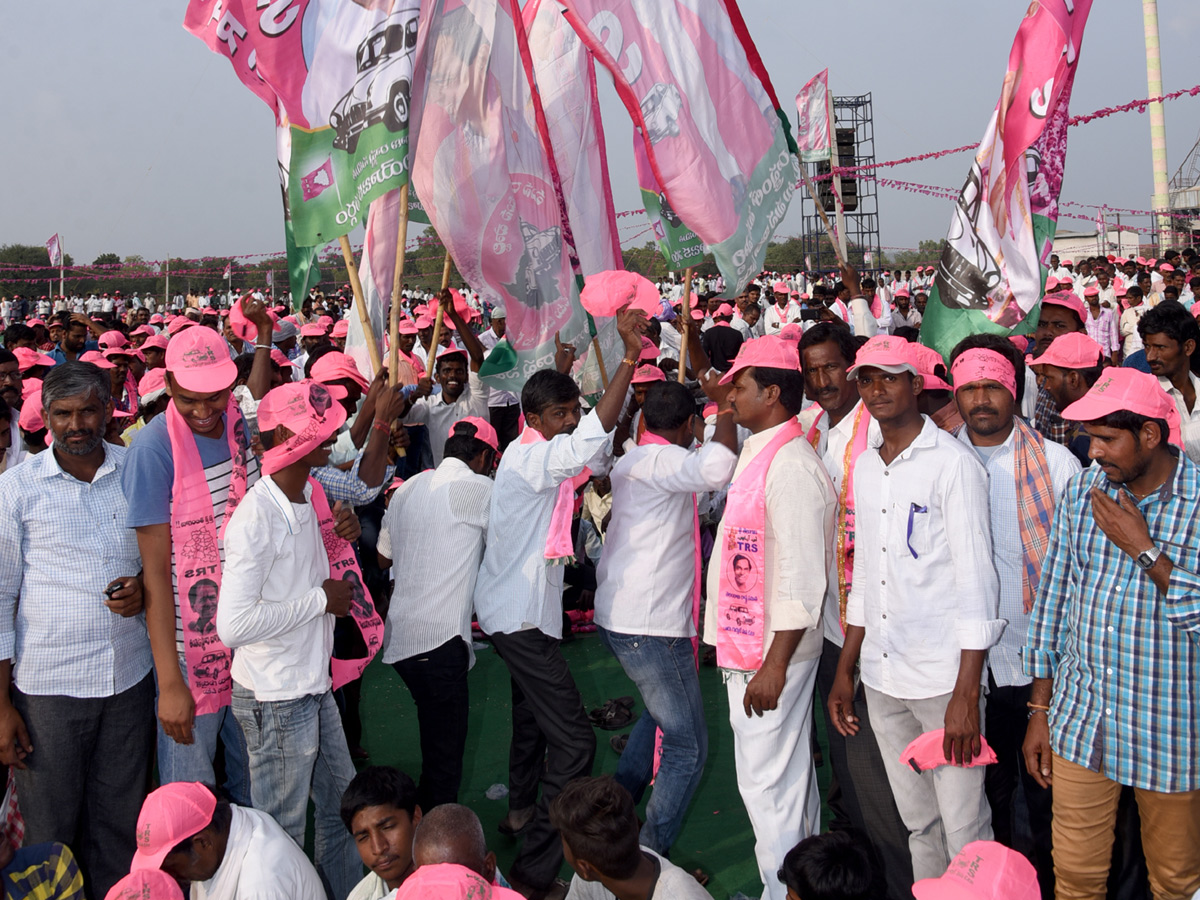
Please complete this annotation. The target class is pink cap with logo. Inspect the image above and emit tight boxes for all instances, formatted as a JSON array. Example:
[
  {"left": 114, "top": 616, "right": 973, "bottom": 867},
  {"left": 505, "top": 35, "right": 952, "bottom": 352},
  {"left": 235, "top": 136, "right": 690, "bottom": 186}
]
[
  {"left": 165, "top": 326, "right": 237, "bottom": 392},
  {"left": 311, "top": 351, "right": 369, "bottom": 390},
  {"left": 130, "top": 782, "right": 217, "bottom": 872},
  {"left": 105, "top": 868, "right": 185, "bottom": 900},
  {"left": 166, "top": 316, "right": 195, "bottom": 336},
  {"left": 913, "top": 344, "right": 953, "bottom": 392},
  {"left": 912, "top": 841, "right": 1040, "bottom": 900},
  {"left": 846, "top": 335, "right": 918, "bottom": 379},
  {"left": 1060, "top": 368, "right": 1181, "bottom": 447},
  {"left": 1041, "top": 290, "right": 1087, "bottom": 324},
  {"left": 1032, "top": 333, "right": 1105, "bottom": 371},
  {"left": 331, "top": 319, "right": 349, "bottom": 338},
  {"left": 79, "top": 350, "right": 116, "bottom": 370},
  {"left": 638, "top": 337, "right": 659, "bottom": 362},
  {"left": 715, "top": 303, "right": 734, "bottom": 317},
  {"left": 631, "top": 364, "right": 666, "bottom": 384},
  {"left": 772, "top": 280, "right": 789, "bottom": 293},
  {"left": 778, "top": 323, "right": 803, "bottom": 343},
  {"left": 397, "top": 318, "right": 419, "bottom": 335},
  {"left": 98, "top": 332, "right": 130, "bottom": 351},
  {"left": 142, "top": 334, "right": 170, "bottom": 352},
  {"left": 257, "top": 380, "right": 348, "bottom": 475},
  {"left": 449, "top": 415, "right": 499, "bottom": 452},
  {"left": 719, "top": 335, "right": 800, "bottom": 385},
  {"left": 300, "top": 323, "right": 327, "bottom": 337},
  {"left": 901, "top": 729, "right": 998, "bottom": 773}
]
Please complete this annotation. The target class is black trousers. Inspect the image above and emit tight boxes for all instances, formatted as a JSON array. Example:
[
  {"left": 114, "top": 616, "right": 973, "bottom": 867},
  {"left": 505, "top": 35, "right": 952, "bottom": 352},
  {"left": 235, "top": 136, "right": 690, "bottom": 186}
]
[
  {"left": 13, "top": 672, "right": 155, "bottom": 900},
  {"left": 392, "top": 637, "right": 471, "bottom": 811},
  {"left": 984, "top": 674, "right": 1055, "bottom": 900},
  {"left": 489, "top": 403, "right": 522, "bottom": 452},
  {"left": 815, "top": 639, "right": 914, "bottom": 900},
  {"left": 490, "top": 629, "right": 595, "bottom": 890}
]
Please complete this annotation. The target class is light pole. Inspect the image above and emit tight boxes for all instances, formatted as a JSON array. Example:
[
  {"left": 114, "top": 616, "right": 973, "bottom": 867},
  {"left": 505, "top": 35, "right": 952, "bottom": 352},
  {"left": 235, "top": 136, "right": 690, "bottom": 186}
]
[{"left": 1142, "top": 0, "right": 1171, "bottom": 251}]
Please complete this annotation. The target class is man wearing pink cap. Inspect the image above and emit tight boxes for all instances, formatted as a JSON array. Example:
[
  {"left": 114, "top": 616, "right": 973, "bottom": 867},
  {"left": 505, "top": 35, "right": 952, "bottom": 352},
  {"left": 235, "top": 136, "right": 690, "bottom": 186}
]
[
  {"left": 699, "top": 302, "right": 744, "bottom": 372},
  {"left": 763, "top": 281, "right": 801, "bottom": 335},
  {"left": 217, "top": 381, "right": 366, "bottom": 900},
  {"left": 1032, "top": 289, "right": 1088, "bottom": 447},
  {"left": 1024, "top": 367, "right": 1200, "bottom": 898},
  {"left": 130, "top": 781, "right": 323, "bottom": 900},
  {"left": 948, "top": 335, "right": 1080, "bottom": 895},
  {"left": 1138, "top": 300, "right": 1200, "bottom": 465},
  {"left": 376, "top": 417, "right": 496, "bottom": 809},
  {"left": 472, "top": 309, "right": 648, "bottom": 898},
  {"left": 701, "top": 336, "right": 836, "bottom": 900},
  {"left": 1031, "top": 332, "right": 1108, "bottom": 466},
  {"left": 893, "top": 287, "right": 922, "bottom": 329},
  {"left": 829, "top": 334, "right": 1003, "bottom": 881},
  {"left": 123, "top": 316, "right": 274, "bottom": 808},
  {"left": 1082, "top": 285, "right": 1119, "bottom": 365}
]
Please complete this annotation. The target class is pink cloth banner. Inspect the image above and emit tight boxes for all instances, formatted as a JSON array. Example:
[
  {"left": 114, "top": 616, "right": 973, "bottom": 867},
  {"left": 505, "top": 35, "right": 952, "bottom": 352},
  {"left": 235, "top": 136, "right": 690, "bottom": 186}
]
[{"left": 795, "top": 68, "right": 831, "bottom": 163}]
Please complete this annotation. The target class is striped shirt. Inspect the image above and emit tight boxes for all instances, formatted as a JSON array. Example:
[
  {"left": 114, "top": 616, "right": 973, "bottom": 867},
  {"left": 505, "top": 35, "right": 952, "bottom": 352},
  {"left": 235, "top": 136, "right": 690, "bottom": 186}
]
[
  {"left": 1026, "top": 452, "right": 1200, "bottom": 792},
  {"left": 0, "top": 444, "right": 152, "bottom": 698}
]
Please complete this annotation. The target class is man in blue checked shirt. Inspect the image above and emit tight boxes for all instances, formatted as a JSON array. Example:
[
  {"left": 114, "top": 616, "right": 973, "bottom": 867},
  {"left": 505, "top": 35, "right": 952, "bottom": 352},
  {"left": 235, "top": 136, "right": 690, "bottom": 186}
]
[
  {"left": 1023, "top": 367, "right": 1200, "bottom": 900},
  {"left": 0, "top": 361, "right": 155, "bottom": 900}
]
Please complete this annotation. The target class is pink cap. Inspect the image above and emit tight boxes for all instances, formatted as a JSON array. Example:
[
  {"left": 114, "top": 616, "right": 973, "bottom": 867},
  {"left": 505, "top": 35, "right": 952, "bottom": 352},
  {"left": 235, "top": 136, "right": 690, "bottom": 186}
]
[
  {"left": 130, "top": 325, "right": 156, "bottom": 337},
  {"left": 257, "top": 381, "right": 348, "bottom": 475},
  {"left": 901, "top": 729, "right": 998, "bottom": 773},
  {"left": 79, "top": 350, "right": 116, "bottom": 370},
  {"left": 1061, "top": 368, "right": 1180, "bottom": 443},
  {"left": 228, "top": 296, "right": 276, "bottom": 345},
  {"left": 435, "top": 345, "right": 469, "bottom": 364},
  {"left": 449, "top": 415, "right": 499, "bottom": 452},
  {"left": 1062, "top": 259, "right": 1074, "bottom": 266},
  {"left": 393, "top": 863, "right": 527, "bottom": 900},
  {"left": 1136, "top": 256, "right": 1148, "bottom": 266},
  {"left": 26, "top": 317, "right": 45, "bottom": 327},
  {"left": 690, "top": 309, "right": 705, "bottom": 320},
  {"left": 913, "top": 344, "right": 953, "bottom": 391},
  {"left": 270, "top": 348, "right": 294, "bottom": 369},
  {"left": 893, "top": 285, "right": 911, "bottom": 299},
  {"left": 719, "top": 335, "right": 800, "bottom": 385},
  {"left": 331, "top": 320, "right": 349, "bottom": 338},
  {"left": 165, "top": 326, "right": 237, "bottom": 393},
  {"left": 98, "top": 332, "right": 129, "bottom": 350},
  {"left": 200, "top": 306, "right": 217, "bottom": 316},
  {"left": 166, "top": 316, "right": 195, "bottom": 336},
  {"left": 310, "top": 351, "right": 369, "bottom": 390},
  {"left": 138, "top": 368, "right": 167, "bottom": 397},
  {"left": 916, "top": 266, "right": 925, "bottom": 272},
  {"left": 715, "top": 303, "right": 734, "bottom": 317},
  {"left": 1147, "top": 258, "right": 1157, "bottom": 266},
  {"left": 18, "top": 383, "right": 44, "bottom": 432},
  {"left": 105, "top": 868, "right": 185, "bottom": 900},
  {"left": 317, "top": 315, "right": 334, "bottom": 328},
  {"left": 1115, "top": 257, "right": 1128, "bottom": 265},
  {"left": 1041, "top": 290, "right": 1087, "bottom": 323},
  {"left": 579, "top": 270, "right": 662, "bottom": 318},
  {"left": 131, "top": 782, "right": 217, "bottom": 872},
  {"left": 282, "top": 314, "right": 299, "bottom": 325},
  {"left": 631, "top": 364, "right": 666, "bottom": 384},
  {"left": 846, "top": 335, "right": 918, "bottom": 379},
  {"left": 142, "top": 334, "right": 170, "bottom": 352},
  {"left": 1115, "top": 286, "right": 1128, "bottom": 297},
  {"left": 12, "top": 347, "right": 54, "bottom": 372},
  {"left": 1160, "top": 263, "right": 1175, "bottom": 273},
  {"left": 1083, "top": 285, "right": 1100, "bottom": 297},
  {"left": 778, "top": 323, "right": 803, "bottom": 343},
  {"left": 1034, "top": 333, "right": 1105, "bottom": 371},
  {"left": 395, "top": 318, "right": 419, "bottom": 336},
  {"left": 772, "top": 280, "right": 789, "bottom": 293},
  {"left": 150, "top": 314, "right": 164, "bottom": 324},
  {"left": 105, "top": 346, "right": 145, "bottom": 364},
  {"left": 300, "top": 323, "right": 327, "bottom": 337},
  {"left": 638, "top": 337, "right": 659, "bottom": 362},
  {"left": 912, "top": 841, "right": 1039, "bottom": 900},
  {"left": 415, "top": 314, "right": 435, "bottom": 330},
  {"left": 1044, "top": 276, "right": 1059, "bottom": 290},
  {"left": 701, "top": 402, "right": 718, "bottom": 418}
]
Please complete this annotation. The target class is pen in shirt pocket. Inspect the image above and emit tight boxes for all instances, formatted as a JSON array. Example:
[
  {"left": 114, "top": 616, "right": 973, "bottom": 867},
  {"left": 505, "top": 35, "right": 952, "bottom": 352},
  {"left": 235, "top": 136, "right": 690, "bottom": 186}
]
[{"left": 906, "top": 503, "right": 928, "bottom": 559}]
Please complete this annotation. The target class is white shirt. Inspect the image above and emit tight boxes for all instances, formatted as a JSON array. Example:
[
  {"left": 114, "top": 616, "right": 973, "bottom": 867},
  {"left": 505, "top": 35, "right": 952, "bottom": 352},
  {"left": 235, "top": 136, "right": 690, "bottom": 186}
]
[
  {"left": 846, "top": 416, "right": 1005, "bottom": 699},
  {"left": 565, "top": 848, "right": 712, "bottom": 900},
  {"left": 1159, "top": 371, "right": 1200, "bottom": 465},
  {"left": 658, "top": 324, "right": 682, "bottom": 362},
  {"left": 378, "top": 458, "right": 491, "bottom": 665},
  {"left": 192, "top": 805, "right": 324, "bottom": 900},
  {"left": 402, "top": 370, "right": 490, "bottom": 466},
  {"left": 595, "top": 439, "right": 736, "bottom": 637},
  {"left": 217, "top": 476, "right": 334, "bottom": 701},
  {"left": 762, "top": 302, "right": 801, "bottom": 335},
  {"left": 800, "top": 401, "right": 882, "bottom": 648},
  {"left": 474, "top": 411, "right": 613, "bottom": 638},
  {"left": 702, "top": 420, "right": 836, "bottom": 665},
  {"left": 956, "top": 425, "right": 1080, "bottom": 687}
]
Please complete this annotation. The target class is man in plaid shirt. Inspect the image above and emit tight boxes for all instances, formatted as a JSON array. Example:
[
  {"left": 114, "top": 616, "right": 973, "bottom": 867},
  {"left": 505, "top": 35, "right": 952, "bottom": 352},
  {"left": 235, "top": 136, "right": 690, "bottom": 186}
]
[{"left": 1024, "top": 368, "right": 1200, "bottom": 899}]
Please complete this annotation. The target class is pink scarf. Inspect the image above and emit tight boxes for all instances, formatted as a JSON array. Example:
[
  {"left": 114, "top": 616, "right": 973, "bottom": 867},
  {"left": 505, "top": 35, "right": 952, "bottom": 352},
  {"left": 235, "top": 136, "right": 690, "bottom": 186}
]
[
  {"left": 716, "top": 420, "right": 804, "bottom": 670},
  {"left": 166, "top": 398, "right": 248, "bottom": 715},
  {"left": 308, "top": 477, "right": 383, "bottom": 689},
  {"left": 519, "top": 427, "right": 590, "bottom": 565}
]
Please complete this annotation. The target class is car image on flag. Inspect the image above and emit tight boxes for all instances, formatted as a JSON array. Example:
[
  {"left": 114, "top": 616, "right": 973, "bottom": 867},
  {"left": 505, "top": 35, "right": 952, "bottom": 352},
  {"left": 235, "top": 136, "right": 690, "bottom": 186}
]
[{"left": 329, "top": 7, "right": 419, "bottom": 153}]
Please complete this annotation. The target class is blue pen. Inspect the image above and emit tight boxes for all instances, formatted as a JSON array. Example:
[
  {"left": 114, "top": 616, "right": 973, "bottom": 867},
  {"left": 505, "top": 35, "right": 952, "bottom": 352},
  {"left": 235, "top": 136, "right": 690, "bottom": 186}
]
[{"left": 906, "top": 503, "right": 928, "bottom": 559}]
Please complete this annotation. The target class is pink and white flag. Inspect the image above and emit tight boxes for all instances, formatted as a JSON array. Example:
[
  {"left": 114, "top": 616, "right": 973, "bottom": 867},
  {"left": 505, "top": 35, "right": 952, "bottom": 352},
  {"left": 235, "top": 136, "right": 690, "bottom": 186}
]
[
  {"left": 45, "top": 234, "right": 62, "bottom": 267},
  {"left": 223, "top": 263, "right": 232, "bottom": 280},
  {"left": 795, "top": 68, "right": 832, "bottom": 163}
]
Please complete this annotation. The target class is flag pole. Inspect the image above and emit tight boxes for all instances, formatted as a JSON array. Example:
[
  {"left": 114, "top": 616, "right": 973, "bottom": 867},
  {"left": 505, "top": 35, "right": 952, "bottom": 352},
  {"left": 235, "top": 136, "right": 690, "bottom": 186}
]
[
  {"left": 339, "top": 235, "right": 383, "bottom": 374},
  {"left": 59, "top": 236, "right": 65, "bottom": 300},
  {"left": 677, "top": 266, "right": 694, "bottom": 383},
  {"left": 165, "top": 254, "right": 170, "bottom": 312},
  {"left": 592, "top": 335, "right": 609, "bottom": 389},
  {"left": 425, "top": 251, "right": 454, "bottom": 374},
  {"left": 827, "top": 124, "right": 850, "bottom": 264},
  {"left": 798, "top": 163, "right": 847, "bottom": 269},
  {"left": 388, "top": 183, "right": 411, "bottom": 387}
]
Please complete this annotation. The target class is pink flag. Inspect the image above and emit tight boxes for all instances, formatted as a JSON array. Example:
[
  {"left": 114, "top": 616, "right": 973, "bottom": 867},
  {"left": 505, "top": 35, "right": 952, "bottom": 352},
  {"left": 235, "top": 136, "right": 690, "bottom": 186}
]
[
  {"left": 795, "top": 69, "right": 832, "bottom": 163},
  {"left": 45, "top": 234, "right": 62, "bottom": 267},
  {"left": 411, "top": 0, "right": 597, "bottom": 393},
  {"left": 559, "top": 0, "right": 797, "bottom": 297},
  {"left": 223, "top": 263, "right": 231, "bottom": 279},
  {"left": 300, "top": 157, "right": 336, "bottom": 201}
]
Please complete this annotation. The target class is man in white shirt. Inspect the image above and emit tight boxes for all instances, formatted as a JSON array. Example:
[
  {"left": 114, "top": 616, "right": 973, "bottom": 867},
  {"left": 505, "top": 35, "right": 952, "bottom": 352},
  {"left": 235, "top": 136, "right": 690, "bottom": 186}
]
[
  {"left": 762, "top": 282, "right": 800, "bottom": 335},
  {"left": 400, "top": 293, "right": 490, "bottom": 468},
  {"left": 377, "top": 417, "right": 496, "bottom": 809},
  {"left": 828, "top": 335, "right": 1005, "bottom": 881},
  {"left": 131, "top": 781, "right": 324, "bottom": 900},
  {"left": 472, "top": 309, "right": 648, "bottom": 898},
  {"left": 701, "top": 336, "right": 836, "bottom": 900},
  {"left": 892, "top": 289, "right": 922, "bottom": 329},
  {"left": 947, "top": 334, "right": 1079, "bottom": 896},
  {"left": 340, "top": 766, "right": 423, "bottom": 900},
  {"left": 217, "top": 381, "right": 365, "bottom": 900},
  {"left": 797, "top": 324, "right": 912, "bottom": 900},
  {"left": 477, "top": 308, "right": 521, "bottom": 450},
  {"left": 550, "top": 777, "right": 712, "bottom": 900},
  {"left": 594, "top": 379, "right": 737, "bottom": 856},
  {"left": 1139, "top": 300, "right": 1200, "bottom": 463}
]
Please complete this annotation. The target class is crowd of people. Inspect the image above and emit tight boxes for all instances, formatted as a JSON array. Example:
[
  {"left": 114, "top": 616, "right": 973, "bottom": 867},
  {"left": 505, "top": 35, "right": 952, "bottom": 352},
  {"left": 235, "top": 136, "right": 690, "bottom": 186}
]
[{"left": 0, "top": 244, "right": 1197, "bottom": 900}]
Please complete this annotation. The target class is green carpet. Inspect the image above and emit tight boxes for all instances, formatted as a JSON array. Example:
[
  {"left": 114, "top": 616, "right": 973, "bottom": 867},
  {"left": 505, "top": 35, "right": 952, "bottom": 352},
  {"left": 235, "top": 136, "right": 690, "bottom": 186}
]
[{"left": 356, "top": 633, "right": 832, "bottom": 900}]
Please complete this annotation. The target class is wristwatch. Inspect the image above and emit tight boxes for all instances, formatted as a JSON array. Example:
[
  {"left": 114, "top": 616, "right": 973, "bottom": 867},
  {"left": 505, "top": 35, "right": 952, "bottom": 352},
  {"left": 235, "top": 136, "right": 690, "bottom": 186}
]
[{"left": 1135, "top": 546, "right": 1162, "bottom": 571}]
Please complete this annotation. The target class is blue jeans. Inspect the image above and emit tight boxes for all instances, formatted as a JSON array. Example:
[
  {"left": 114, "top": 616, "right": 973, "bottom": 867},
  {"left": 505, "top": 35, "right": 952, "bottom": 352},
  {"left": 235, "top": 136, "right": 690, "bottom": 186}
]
[
  {"left": 231, "top": 684, "right": 360, "bottom": 900},
  {"left": 598, "top": 627, "right": 707, "bottom": 855},
  {"left": 157, "top": 655, "right": 251, "bottom": 806}
]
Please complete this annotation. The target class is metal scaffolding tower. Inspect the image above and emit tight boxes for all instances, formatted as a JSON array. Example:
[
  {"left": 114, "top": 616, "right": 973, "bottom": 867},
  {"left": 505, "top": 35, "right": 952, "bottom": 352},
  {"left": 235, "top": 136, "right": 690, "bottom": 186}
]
[{"left": 799, "top": 93, "right": 881, "bottom": 276}]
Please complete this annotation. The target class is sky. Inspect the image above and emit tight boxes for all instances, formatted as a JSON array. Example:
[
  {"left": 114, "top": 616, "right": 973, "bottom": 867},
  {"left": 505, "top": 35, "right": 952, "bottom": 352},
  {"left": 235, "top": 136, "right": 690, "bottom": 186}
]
[{"left": 1, "top": 1, "right": 1198, "bottom": 267}]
